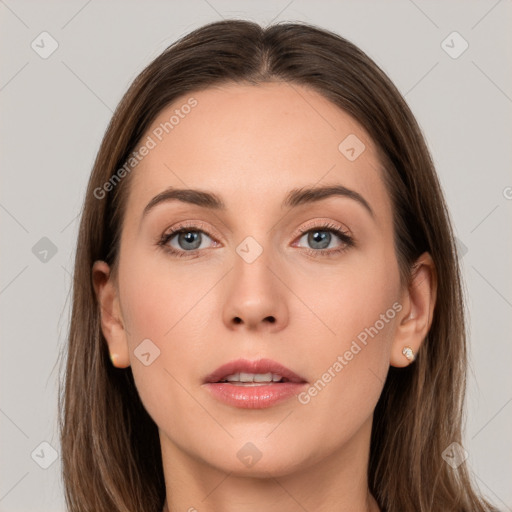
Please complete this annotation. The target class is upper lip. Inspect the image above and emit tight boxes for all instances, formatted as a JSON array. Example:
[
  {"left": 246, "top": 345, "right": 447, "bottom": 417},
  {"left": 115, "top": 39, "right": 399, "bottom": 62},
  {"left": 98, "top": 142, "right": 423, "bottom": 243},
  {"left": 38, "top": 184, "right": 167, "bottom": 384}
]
[{"left": 203, "top": 358, "right": 307, "bottom": 384}]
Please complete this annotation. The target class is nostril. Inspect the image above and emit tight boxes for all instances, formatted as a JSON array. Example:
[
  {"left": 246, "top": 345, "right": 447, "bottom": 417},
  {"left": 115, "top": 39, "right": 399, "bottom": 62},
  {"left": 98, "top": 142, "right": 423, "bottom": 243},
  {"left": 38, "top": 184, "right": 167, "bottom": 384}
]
[{"left": 233, "top": 317, "right": 242, "bottom": 324}]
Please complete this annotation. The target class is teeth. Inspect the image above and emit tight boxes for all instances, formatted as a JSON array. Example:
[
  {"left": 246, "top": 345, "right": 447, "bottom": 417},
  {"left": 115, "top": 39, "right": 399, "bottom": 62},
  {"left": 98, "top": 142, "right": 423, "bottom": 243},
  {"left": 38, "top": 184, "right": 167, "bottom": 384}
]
[{"left": 223, "top": 372, "right": 283, "bottom": 383}]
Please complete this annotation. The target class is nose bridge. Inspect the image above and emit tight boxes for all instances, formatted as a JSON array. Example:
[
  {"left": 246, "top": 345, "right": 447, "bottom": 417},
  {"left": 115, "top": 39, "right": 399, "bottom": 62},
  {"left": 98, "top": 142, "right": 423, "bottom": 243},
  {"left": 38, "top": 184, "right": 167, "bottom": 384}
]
[
  {"left": 222, "top": 234, "right": 289, "bottom": 331},
  {"left": 234, "top": 236, "right": 274, "bottom": 294}
]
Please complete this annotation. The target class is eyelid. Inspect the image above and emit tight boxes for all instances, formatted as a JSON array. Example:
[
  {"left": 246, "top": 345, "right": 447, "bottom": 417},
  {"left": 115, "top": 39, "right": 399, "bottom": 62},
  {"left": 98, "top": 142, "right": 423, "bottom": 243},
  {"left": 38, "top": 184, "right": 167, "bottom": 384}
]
[
  {"left": 157, "top": 218, "right": 354, "bottom": 257},
  {"left": 156, "top": 221, "right": 222, "bottom": 257},
  {"left": 295, "top": 218, "right": 352, "bottom": 238},
  {"left": 161, "top": 220, "right": 222, "bottom": 243},
  {"left": 160, "top": 218, "right": 351, "bottom": 242}
]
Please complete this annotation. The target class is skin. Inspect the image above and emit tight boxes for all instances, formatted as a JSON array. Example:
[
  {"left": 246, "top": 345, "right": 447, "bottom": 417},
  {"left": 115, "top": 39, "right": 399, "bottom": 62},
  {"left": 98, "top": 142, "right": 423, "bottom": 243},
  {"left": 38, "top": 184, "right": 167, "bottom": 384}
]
[{"left": 93, "top": 82, "right": 437, "bottom": 512}]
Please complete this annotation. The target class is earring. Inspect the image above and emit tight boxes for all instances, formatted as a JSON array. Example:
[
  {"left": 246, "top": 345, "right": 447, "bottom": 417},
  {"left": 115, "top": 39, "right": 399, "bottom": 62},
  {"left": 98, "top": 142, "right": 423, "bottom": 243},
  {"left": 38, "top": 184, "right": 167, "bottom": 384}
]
[
  {"left": 109, "top": 352, "right": 119, "bottom": 367},
  {"left": 402, "top": 346, "right": 415, "bottom": 362}
]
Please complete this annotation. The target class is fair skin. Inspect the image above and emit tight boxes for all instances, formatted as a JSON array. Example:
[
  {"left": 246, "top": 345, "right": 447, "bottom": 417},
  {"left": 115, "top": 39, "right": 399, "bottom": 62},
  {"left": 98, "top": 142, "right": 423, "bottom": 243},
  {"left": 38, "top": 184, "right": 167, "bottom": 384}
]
[{"left": 93, "top": 82, "right": 436, "bottom": 512}]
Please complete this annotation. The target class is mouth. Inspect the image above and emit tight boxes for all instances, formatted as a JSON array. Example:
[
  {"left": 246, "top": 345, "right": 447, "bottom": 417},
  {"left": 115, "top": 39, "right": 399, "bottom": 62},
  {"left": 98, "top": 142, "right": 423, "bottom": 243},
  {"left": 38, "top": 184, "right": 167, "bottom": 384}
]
[
  {"left": 203, "top": 358, "right": 307, "bottom": 385},
  {"left": 215, "top": 373, "right": 292, "bottom": 385},
  {"left": 202, "top": 358, "right": 308, "bottom": 409}
]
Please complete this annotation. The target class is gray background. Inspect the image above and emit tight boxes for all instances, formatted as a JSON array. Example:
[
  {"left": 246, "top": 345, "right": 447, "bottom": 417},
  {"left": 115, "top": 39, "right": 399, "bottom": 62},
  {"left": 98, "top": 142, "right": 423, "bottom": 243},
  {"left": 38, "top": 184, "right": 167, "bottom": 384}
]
[{"left": 1, "top": 1, "right": 511, "bottom": 510}]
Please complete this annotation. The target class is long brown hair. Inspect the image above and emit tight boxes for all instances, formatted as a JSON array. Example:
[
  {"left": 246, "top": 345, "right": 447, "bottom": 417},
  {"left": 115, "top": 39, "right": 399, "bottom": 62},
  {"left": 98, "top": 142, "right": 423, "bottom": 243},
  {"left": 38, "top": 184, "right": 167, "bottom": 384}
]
[{"left": 58, "top": 19, "right": 498, "bottom": 511}]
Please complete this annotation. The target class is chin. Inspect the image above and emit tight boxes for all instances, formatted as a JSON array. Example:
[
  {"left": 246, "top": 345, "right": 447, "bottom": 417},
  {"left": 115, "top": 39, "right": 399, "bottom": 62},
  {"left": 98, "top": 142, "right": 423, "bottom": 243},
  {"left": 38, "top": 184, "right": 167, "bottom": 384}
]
[{"left": 202, "top": 441, "right": 313, "bottom": 479}]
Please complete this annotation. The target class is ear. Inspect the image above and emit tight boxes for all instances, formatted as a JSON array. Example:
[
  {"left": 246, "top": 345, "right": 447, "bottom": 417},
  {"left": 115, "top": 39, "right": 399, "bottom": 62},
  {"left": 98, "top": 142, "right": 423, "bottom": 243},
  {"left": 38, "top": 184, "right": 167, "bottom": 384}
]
[
  {"left": 390, "top": 252, "right": 437, "bottom": 368},
  {"left": 92, "top": 260, "right": 131, "bottom": 368}
]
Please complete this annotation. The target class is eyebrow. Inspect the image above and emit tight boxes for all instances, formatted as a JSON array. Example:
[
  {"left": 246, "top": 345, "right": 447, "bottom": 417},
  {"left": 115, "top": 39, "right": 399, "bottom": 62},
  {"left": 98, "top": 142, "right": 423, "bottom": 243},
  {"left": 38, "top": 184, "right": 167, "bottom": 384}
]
[{"left": 142, "top": 184, "right": 374, "bottom": 219}]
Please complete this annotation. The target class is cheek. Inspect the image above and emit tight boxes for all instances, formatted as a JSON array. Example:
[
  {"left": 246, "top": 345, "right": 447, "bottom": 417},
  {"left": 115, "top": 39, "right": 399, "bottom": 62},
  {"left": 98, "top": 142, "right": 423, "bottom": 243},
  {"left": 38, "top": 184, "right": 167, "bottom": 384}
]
[
  {"left": 117, "top": 251, "right": 215, "bottom": 431},
  {"left": 292, "top": 245, "right": 400, "bottom": 351},
  {"left": 119, "top": 246, "right": 215, "bottom": 341},
  {"left": 118, "top": 245, "right": 223, "bottom": 377},
  {"left": 292, "top": 247, "right": 400, "bottom": 421}
]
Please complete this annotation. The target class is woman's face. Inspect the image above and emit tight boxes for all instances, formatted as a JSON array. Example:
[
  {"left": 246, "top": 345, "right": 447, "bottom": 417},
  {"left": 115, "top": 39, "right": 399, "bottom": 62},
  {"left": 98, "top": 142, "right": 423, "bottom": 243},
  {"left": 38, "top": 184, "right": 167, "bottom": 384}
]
[{"left": 104, "top": 82, "right": 405, "bottom": 476}]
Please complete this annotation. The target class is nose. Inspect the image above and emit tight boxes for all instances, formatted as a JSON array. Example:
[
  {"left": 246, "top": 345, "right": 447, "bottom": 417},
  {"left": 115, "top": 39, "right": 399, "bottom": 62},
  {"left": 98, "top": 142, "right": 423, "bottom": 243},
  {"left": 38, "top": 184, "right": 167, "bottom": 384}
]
[{"left": 222, "top": 248, "right": 289, "bottom": 333}]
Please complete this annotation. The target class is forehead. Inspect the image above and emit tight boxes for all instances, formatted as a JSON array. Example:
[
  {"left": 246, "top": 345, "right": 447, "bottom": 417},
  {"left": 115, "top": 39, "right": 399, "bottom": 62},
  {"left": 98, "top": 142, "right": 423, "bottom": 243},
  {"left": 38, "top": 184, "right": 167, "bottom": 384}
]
[{"left": 126, "top": 82, "right": 390, "bottom": 222}]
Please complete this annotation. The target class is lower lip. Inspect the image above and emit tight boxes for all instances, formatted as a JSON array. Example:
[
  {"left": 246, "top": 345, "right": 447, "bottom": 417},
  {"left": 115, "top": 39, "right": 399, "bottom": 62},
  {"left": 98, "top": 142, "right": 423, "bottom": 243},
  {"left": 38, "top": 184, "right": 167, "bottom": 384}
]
[{"left": 203, "top": 382, "right": 308, "bottom": 409}]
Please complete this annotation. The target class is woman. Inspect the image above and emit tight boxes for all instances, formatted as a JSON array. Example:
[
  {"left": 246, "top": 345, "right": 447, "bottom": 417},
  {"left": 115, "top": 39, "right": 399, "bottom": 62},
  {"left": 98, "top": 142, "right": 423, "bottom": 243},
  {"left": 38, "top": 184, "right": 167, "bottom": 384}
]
[{"left": 59, "top": 19, "right": 499, "bottom": 512}]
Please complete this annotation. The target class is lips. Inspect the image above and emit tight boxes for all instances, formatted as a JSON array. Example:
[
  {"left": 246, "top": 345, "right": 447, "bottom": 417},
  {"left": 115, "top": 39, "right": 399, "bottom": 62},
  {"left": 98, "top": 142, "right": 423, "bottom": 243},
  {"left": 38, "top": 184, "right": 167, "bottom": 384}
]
[
  {"left": 203, "top": 358, "right": 307, "bottom": 384},
  {"left": 203, "top": 358, "right": 308, "bottom": 409}
]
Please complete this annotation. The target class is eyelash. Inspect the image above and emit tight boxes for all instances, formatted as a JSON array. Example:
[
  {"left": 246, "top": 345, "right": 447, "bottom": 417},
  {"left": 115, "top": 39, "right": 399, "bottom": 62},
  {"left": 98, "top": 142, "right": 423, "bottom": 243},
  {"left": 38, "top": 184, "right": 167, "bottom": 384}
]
[{"left": 157, "top": 221, "right": 355, "bottom": 259}]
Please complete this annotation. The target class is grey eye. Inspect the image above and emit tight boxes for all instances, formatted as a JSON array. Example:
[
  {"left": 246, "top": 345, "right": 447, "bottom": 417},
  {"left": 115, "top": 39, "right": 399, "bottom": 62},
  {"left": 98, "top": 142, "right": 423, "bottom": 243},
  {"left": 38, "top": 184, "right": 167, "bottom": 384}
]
[
  {"left": 308, "top": 230, "right": 331, "bottom": 249},
  {"left": 298, "top": 230, "right": 339, "bottom": 250},
  {"left": 170, "top": 230, "right": 213, "bottom": 251}
]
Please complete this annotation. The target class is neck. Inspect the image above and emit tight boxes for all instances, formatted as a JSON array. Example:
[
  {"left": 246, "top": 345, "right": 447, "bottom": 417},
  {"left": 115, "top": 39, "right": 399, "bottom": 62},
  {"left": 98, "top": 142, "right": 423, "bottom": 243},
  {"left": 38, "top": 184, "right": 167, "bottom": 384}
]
[{"left": 159, "top": 416, "right": 380, "bottom": 512}]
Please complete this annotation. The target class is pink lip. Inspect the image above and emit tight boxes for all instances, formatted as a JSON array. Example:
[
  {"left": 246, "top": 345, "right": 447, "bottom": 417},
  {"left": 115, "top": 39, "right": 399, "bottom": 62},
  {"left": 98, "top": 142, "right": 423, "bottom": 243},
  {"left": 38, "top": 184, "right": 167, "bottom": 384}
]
[
  {"left": 202, "top": 358, "right": 308, "bottom": 409},
  {"left": 203, "top": 358, "right": 307, "bottom": 384}
]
